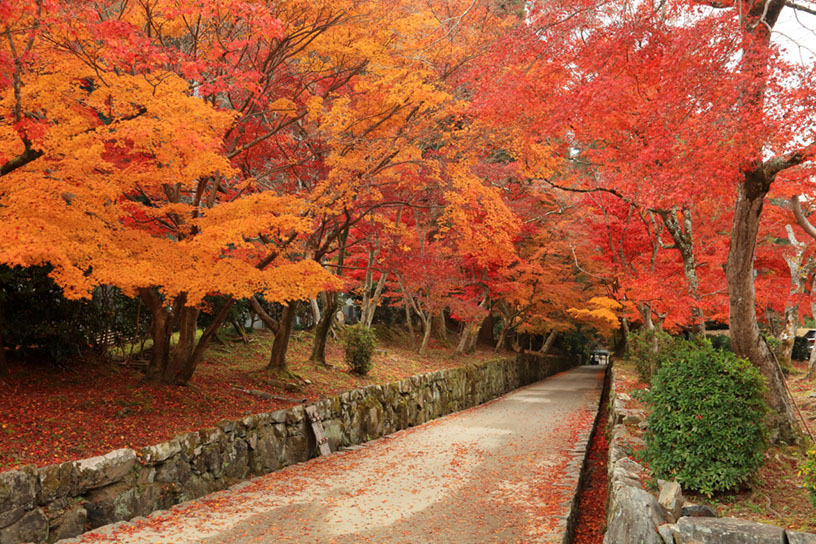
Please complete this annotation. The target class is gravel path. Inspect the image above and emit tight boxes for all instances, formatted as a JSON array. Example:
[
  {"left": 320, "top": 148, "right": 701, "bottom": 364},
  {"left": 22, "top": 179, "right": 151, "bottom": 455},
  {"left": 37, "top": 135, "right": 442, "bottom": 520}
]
[{"left": 63, "top": 366, "right": 605, "bottom": 544}]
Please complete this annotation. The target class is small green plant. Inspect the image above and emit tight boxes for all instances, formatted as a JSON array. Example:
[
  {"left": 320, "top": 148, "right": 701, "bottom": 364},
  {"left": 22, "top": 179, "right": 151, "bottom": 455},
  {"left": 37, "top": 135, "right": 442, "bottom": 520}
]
[
  {"left": 626, "top": 328, "right": 683, "bottom": 382},
  {"left": 643, "top": 339, "right": 767, "bottom": 496},
  {"left": 799, "top": 444, "right": 816, "bottom": 506},
  {"left": 342, "top": 325, "right": 377, "bottom": 375}
]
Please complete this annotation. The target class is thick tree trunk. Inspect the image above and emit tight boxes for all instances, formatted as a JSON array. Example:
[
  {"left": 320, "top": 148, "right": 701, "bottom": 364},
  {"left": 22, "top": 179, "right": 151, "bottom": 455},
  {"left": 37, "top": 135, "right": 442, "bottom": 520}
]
[
  {"left": 267, "top": 302, "right": 297, "bottom": 371},
  {"left": 727, "top": 176, "right": 798, "bottom": 440},
  {"left": 161, "top": 303, "right": 199, "bottom": 383},
  {"left": 140, "top": 288, "right": 235, "bottom": 385},
  {"left": 433, "top": 312, "right": 447, "bottom": 342},
  {"left": 310, "top": 292, "right": 337, "bottom": 365},
  {"left": 540, "top": 330, "right": 557, "bottom": 354},
  {"left": 456, "top": 318, "right": 483, "bottom": 353},
  {"left": 310, "top": 228, "right": 347, "bottom": 366},
  {"left": 140, "top": 288, "right": 173, "bottom": 383}
]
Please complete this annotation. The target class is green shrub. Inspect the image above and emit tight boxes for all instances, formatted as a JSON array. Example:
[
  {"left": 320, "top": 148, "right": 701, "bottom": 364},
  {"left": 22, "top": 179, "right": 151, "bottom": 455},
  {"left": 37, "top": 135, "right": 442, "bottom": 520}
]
[
  {"left": 342, "top": 325, "right": 377, "bottom": 375},
  {"left": 643, "top": 339, "right": 767, "bottom": 495},
  {"left": 800, "top": 444, "right": 816, "bottom": 506},
  {"left": 708, "top": 334, "right": 732, "bottom": 353},
  {"left": 626, "top": 328, "right": 683, "bottom": 382}
]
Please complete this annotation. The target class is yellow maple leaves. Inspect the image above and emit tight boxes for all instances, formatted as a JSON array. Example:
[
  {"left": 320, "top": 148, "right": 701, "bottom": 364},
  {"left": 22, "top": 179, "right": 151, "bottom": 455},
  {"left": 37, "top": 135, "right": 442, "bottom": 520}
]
[{"left": 567, "top": 297, "right": 624, "bottom": 333}]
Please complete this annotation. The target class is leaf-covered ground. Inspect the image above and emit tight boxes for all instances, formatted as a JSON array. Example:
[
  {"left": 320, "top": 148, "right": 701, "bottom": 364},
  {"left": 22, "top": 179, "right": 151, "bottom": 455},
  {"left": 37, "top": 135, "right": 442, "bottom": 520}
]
[
  {"left": 614, "top": 358, "right": 816, "bottom": 533},
  {"left": 571, "top": 376, "right": 609, "bottom": 544},
  {"left": 0, "top": 329, "right": 499, "bottom": 472}
]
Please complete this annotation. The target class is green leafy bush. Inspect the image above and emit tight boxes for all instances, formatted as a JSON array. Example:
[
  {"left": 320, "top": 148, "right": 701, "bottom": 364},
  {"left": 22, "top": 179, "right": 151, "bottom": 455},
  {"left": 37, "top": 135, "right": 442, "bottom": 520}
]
[
  {"left": 708, "top": 334, "right": 732, "bottom": 353},
  {"left": 626, "top": 328, "right": 683, "bottom": 382},
  {"left": 342, "top": 325, "right": 377, "bottom": 375},
  {"left": 643, "top": 339, "right": 767, "bottom": 495},
  {"left": 800, "top": 444, "right": 816, "bottom": 506}
]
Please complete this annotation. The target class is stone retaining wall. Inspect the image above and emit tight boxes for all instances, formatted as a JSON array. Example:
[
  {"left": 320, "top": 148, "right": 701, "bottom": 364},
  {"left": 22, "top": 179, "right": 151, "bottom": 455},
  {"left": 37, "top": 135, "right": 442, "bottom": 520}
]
[
  {"left": 604, "top": 363, "right": 816, "bottom": 544},
  {"left": 0, "top": 352, "right": 574, "bottom": 544}
]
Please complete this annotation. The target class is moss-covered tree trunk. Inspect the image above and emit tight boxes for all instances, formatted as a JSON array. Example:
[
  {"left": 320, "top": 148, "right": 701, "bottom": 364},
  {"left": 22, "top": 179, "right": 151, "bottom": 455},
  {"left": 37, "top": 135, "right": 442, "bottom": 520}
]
[{"left": 267, "top": 301, "right": 298, "bottom": 371}]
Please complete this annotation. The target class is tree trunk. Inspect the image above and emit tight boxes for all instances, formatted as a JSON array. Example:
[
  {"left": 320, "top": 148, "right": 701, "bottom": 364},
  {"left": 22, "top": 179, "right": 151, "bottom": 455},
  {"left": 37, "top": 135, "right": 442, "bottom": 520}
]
[
  {"left": 540, "top": 330, "right": 557, "bottom": 354},
  {"left": 433, "top": 312, "right": 447, "bottom": 342},
  {"left": 456, "top": 319, "right": 482, "bottom": 353},
  {"left": 780, "top": 225, "right": 815, "bottom": 366},
  {"left": 139, "top": 288, "right": 235, "bottom": 385},
  {"left": 495, "top": 323, "right": 508, "bottom": 352},
  {"left": 248, "top": 296, "right": 279, "bottom": 332},
  {"left": 162, "top": 304, "right": 200, "bottom": 384},
  {"left": 231, "top": 319, "right": 249, "bottom": 344},
  {"left": 310, "top": 292, "right": 337, "bottom": 365},
  {"left": 310, "top": 228, "right": 347, "bottom": 366},
  {"left": 310, "top": 298, "right": 321, "bottom": 326},
  {"left": 140, "top": 288, "right": 174, "bottom": 383},
  {"left": 405, "top": 303, "right": 416, "bottom": 350},
  {"left": 267, "top": 301, "right": 297, "bottom": 371},
  {"left": 455, "top": 296, "right": 488, "bottom": 354},
  {"left": 511, "top": 333, "right": 522, "bottom": 352},
  {"left": 362, "top": 271, "right": 388, "bottom": 328},
  {"left": 638, "top": 303, "right": 659, "bottom": 354},
  {"left": 418, "top": 313, "right": 432, "bottom": 356},
  {"left": 658, "top": 208, "right": 706, "bottom": 336},
  {"left": 727, "top": 176, "right": 798, "bottom": 441}
]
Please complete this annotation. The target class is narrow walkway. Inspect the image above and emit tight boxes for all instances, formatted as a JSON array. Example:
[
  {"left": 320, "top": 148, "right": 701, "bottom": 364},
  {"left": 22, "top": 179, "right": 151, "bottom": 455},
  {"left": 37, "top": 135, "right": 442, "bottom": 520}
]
[{"left": 64, "top": 366, "right": 605, "bottom": 544}]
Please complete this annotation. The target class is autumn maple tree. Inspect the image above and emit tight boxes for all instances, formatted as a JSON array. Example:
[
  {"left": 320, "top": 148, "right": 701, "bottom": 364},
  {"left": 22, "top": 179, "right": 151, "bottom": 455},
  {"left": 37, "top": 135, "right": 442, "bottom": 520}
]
[{"left": 516, "top": 0, "right": 816, "bottom": 437}]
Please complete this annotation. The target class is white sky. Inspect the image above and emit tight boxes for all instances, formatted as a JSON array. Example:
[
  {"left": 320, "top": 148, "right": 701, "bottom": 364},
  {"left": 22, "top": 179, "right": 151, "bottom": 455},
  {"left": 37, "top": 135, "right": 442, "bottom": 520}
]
[{"left": 776, "top": 4, "right": 816, "bottom": 65}]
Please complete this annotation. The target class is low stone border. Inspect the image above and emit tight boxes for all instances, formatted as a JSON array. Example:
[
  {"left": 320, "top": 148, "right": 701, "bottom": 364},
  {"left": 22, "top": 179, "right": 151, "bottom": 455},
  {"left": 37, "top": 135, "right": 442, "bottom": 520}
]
[
  {"left": 558, "top": 365, "right": 609, "bottom": 544},
  {"left": 603, "top": 363, "right": 816, "bottom": 544},
  {"left": 0, "top": 352, "right": 575, "bottom": 544}
]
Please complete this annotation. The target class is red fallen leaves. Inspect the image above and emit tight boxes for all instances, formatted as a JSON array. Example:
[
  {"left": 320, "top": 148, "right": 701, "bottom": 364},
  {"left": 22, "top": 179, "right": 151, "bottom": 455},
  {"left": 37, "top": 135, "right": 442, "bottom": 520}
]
[
  {"left": 0, "top": 331, "right": 498, "bottom": 471},
  {"left": 572, "top": 392, "right": 610, "bottom": 544}
]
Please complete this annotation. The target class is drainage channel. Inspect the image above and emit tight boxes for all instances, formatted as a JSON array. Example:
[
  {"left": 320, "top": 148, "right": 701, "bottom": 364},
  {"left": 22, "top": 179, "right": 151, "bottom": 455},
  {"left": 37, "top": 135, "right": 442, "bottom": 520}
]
[{"left": 570, "top": 366, "right": 611, "bottom": 544}]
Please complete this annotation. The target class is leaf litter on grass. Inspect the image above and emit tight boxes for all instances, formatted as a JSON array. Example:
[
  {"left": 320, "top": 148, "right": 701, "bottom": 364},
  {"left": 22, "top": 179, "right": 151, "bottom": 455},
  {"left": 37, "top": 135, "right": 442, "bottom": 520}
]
[{"left": 0, "top": 329, "right": 499, "bottom": 471}]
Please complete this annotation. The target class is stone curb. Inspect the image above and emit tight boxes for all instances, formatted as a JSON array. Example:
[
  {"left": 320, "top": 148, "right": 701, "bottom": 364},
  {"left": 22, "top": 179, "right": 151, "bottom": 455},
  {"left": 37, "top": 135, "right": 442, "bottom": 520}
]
[{"left": 555, "top": 364, "right": 610, "bottom": 544}]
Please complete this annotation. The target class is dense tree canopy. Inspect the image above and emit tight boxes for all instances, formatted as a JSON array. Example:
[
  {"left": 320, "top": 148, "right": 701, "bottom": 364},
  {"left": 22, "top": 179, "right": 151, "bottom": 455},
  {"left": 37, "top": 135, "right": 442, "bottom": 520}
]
[{"left": 3, "top": 0, "right": 816, "bottom": 437}]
